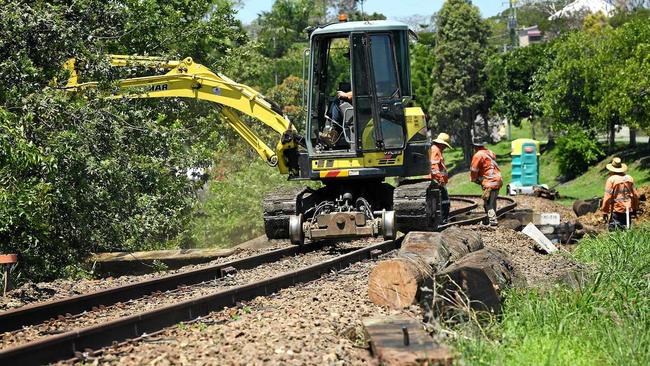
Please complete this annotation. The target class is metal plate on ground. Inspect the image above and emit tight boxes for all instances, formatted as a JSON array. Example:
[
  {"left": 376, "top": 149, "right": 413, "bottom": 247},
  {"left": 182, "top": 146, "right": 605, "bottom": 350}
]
[{"left": 362, "top": 315, "right": 453, "bottom": 365}]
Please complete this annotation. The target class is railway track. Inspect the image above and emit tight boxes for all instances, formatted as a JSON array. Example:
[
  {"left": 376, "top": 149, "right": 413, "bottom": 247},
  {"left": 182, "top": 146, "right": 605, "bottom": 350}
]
[{"left": 0, "top": 195, "right": 514, "bottom": 365}]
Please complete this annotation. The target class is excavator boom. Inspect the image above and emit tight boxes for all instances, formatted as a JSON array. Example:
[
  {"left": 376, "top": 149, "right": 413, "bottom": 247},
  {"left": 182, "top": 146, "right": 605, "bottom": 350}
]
[{"left": 63, "top": 55, "right": 300, "bottom": 174}]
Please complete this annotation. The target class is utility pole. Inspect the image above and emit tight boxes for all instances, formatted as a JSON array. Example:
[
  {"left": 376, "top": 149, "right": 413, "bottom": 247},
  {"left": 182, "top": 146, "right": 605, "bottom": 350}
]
[{"left": 506, "top": 0, "right": 518, "bottom": 51}]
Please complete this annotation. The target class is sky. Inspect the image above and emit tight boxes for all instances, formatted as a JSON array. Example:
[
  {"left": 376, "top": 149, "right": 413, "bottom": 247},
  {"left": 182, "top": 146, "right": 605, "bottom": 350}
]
[{"left": 235, "top": 0, "right": 508, "bottom": 24}]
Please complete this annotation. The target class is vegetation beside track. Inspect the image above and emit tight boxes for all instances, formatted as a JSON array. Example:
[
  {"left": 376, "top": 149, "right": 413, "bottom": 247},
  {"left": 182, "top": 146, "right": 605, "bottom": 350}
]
[
  {"left": 185, "top": 150, "right": 307, "bottom": 249},
  {"left": 451, "top": 225, "right": 650, "bottom": 365}
]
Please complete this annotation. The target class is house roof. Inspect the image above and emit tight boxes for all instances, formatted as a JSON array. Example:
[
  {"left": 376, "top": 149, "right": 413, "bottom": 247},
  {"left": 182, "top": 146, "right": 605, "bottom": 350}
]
[{"left": 549, "top": 0, "right": 615, "bottom": 20}]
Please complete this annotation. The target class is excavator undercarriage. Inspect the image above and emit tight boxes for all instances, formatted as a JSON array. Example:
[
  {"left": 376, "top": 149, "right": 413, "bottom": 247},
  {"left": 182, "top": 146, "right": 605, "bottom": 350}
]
[{"left": 263, "top": 179, "right": 439, "bottom": 244}]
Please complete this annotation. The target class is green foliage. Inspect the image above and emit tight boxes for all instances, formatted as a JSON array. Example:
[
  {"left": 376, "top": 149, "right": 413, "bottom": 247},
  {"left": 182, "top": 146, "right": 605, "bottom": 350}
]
[
  {"left": 591, "top": 19, "right": 650, "bottom": 135},
  {"left": 556, "top": 129, "right": 605, "bottom": 179},
  {"left": 410, "top": 32, "right": 435, "bottom": 114},
  {"left": 487, "top": 43, "right": 547, "bottom": 127},
  {"left": 0, "top": 0, "right": 245, "bottom": 281},
  {"left": 186, "top": 150, "right": 304, "bottom": 248},
  {"left": 533, "top": 17, "right": 650, "bottom": 144},
  {"left": 268, "top": 76, "right": 307, "bottom": 131},
  {"left": 254, "top": 0, "right": 321, "bottom": 59},
  {"left": 453, "top": 226, "right": 650, "bottom": 365},
  {"left": 430, "top": 0, "right": 490, "bottom": 163},
  {"left": 537, "top": 30, "right": 603, "bottom": 131}
]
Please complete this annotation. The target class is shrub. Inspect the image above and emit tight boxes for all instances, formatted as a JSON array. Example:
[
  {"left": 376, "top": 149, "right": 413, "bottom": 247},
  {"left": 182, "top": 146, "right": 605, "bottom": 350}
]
[{"left": 556, "top": 129, "right": 605, "bottom": 179}]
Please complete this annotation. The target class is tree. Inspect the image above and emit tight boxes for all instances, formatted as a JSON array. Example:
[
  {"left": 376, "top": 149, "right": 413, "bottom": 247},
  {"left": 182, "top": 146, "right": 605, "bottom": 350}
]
[
  {"left": 0, "top": 0, "right": 246, "bottom": 281},
  {"left": 592, "top": 18, "right": 650, "bottom": 145},
  {"left": 254, "top": 0, "right": 321, "bottom": 59},
  {"left": 430, "top": 0, "right": 490, "bottom": 165},
  {"left": 410, "top": 32, "right": 436, "bottom": 115},
  {"left": 486, "top": 43, "right": 548, "bottom": 136}
]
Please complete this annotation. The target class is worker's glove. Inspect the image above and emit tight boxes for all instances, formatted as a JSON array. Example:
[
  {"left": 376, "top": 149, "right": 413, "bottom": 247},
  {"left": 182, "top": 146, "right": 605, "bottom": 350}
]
[
  {"left": 481, "top": 188, "right": 491, "bottom": 201},
  {"left": 336, "top": 90, "right": 348, "bottom": 100}
]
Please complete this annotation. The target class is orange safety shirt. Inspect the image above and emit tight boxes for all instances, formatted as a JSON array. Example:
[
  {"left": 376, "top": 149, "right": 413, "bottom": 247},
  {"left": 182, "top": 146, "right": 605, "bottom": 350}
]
[
  {"left": 470, "top": 148, "right": 503, "bottom": 190},
  {"left": 429, "top": 144, "right": 448, "bottom": 185},
  {"left": 600, "top": 174, "right": 639, "bottom": 213}
]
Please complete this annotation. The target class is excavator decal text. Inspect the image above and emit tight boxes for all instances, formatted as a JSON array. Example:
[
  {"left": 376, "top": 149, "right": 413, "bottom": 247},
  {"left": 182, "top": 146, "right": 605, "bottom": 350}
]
[{"left": 148, "top": 84, "right": 168, "bottom": 92}]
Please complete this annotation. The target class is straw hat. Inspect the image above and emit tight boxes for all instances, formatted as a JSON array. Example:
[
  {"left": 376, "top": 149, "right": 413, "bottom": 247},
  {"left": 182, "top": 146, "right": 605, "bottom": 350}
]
[
  {"left": 432, "top": 133, "right": 452, "bottom": 149},
  {"left": 606, "top": 157, "right": 628, "bottom": 173}
]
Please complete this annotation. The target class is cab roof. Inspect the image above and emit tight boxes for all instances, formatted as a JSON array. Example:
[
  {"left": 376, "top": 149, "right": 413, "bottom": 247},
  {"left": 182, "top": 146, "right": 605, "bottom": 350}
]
[{"left": 310, "top": 20, "right": 410, "bottom": 38}]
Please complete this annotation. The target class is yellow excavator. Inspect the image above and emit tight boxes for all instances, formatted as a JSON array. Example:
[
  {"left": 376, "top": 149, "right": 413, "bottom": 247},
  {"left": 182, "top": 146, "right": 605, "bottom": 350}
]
[{"left": 63, "top": 19, "right": 439, "bottom": 244}]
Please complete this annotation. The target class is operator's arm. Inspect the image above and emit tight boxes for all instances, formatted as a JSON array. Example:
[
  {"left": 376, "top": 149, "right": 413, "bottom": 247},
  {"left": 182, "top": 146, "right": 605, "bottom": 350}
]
[{"left": 336, "top": 91, "right": 352, "bottom": 102}]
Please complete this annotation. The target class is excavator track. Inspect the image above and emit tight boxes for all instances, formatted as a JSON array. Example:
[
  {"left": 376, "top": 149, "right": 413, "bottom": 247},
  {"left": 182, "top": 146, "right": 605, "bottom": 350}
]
[
  {"left": 262, "top": 187, "right": 306, "bottom": 239},
  {"left": 393, "top": 180, "right": 439, "bottom": 232}
]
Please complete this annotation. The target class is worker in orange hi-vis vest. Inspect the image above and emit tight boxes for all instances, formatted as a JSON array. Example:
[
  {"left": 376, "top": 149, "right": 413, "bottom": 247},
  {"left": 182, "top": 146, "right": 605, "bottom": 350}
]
[
  {"left": 430, "top": 133, "right": 452, "bottom": 224},
  {"left": 600, "top": 157, "right": 639, "bottom": 231},
  {"left": 470, "top": 138, "right": 503, "bottom": 226}
]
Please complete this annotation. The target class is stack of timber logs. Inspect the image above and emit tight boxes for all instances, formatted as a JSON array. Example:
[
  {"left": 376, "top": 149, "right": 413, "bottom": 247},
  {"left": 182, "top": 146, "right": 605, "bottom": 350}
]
[{"left": 368, "top": 227, "right": 515, "bottom": 314}]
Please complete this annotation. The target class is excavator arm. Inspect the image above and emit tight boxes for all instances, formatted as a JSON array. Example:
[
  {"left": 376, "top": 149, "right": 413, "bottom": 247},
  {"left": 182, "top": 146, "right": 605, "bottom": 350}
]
[{"left": 62, "top": 55, "right": 301, "bottom": 174}]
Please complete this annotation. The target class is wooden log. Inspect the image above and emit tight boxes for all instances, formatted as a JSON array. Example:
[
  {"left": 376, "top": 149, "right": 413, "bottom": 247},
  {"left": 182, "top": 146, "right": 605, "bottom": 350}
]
[
  {"left": 439, "top": 227, "right": 483, "bottom": 260},
  {"left": 368, "top": 230, "right": 484, "bottom": 309},
  {"left": 435, "top": 248, "right": 515, "bottom": 314},
  {"left": 363, "top": 315, "right": 453, "bottom": 366}
]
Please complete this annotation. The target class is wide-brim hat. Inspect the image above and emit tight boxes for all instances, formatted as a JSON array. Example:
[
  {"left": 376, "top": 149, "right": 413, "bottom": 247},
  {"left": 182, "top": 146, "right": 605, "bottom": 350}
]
[
  {"left": 606, "top": 157, "right": 627, "bottom": 173},
  {"left": 432, "top": 133, "right": 452, "bottom": 149}
]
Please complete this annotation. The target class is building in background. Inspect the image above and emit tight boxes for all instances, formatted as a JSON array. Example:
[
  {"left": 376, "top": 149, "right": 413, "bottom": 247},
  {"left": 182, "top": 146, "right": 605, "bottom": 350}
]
[{"left": 518, "top": 25, "right": 543, "bottom": 47}]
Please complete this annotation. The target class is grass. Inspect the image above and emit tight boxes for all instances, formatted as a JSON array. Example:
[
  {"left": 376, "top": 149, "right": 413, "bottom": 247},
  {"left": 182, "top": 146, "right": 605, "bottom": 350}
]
[
  {"left": 451, "top": 226, "right": 650, "bottom": 365},
  {"left": 446, "top": 122, "right": 649, "bottom": 203},
  {"left": 555, "top": 144, "right": 650, "bottom": 204}
]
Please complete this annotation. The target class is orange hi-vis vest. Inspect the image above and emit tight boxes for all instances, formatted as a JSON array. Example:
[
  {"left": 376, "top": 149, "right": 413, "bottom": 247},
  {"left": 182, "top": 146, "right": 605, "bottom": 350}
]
[
  {"left": 470, "top": 148, "right": 503, "bottom": 190},
  {"left": 429, "top": 144, "right": 448, "bottom": 185},
  {"left": 600, "top": 174, "right": 639, "bottom": 213}
]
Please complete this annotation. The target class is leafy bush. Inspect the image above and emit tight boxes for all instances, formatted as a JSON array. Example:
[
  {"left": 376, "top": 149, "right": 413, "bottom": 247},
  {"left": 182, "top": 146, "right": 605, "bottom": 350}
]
[
  {"left": 0, "top": 0, "right": 246, "bottom": 282},
  {"left": 556, "top": 129, "right": 605, "bottom": 179}
]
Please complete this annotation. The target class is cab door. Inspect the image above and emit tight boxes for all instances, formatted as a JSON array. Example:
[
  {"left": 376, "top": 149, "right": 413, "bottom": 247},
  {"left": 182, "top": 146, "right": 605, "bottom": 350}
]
[{"left": 351, "top": 33, "right": 405, "bottom": 152}]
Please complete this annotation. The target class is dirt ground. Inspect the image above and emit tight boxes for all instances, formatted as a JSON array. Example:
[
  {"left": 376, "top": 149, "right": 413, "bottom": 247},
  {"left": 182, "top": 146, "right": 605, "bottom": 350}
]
[
  {"left": 474, "top": 225, "right": 584, "bottom": 288},
  {"left": 513, "top": 195, "right": 577, "bottom": 222}
]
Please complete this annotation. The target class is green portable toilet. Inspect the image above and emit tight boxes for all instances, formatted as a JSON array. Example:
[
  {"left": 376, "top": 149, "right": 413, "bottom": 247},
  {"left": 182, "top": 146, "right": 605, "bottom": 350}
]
[{"left": 508, "top": 138, "right": 540, "bottom": 195}]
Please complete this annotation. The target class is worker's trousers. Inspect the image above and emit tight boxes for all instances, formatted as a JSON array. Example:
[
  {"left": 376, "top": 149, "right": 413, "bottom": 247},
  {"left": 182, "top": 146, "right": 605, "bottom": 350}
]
[
  {"left": 482, "top": 188, "right": 498, "bottom": 225},
  {"left": 430, "top": 181, "right": 450, "bottom": 225},
  {"left": 608, "top": 212, "right": 632, "bottom": 231}
]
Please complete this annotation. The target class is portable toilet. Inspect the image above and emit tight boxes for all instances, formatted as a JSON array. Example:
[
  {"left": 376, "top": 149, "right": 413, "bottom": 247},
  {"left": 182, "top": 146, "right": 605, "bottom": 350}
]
[{"left": 508, "top": 138, "right": 540, "bottom": 195}]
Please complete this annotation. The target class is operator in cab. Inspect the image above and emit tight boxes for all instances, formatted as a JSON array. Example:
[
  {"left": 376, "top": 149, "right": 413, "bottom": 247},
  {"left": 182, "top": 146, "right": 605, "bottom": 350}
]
[
  {"left": 430, "top": 133, "right": 452, "bottom": 224},
  {"left": 600, "top": 157, "right": 639, "bottom": 230},
  {"left": 470, "top": 138, "right": 502, "bottom": 226},
  {"left": 330, "top": 90, "right": 352, "bottom": 124}
]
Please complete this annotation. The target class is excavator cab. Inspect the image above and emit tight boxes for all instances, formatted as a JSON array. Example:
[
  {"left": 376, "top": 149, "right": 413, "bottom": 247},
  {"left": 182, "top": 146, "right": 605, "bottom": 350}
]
[{"left": 305, "top": 21, "right": 417, "bottom": 170}]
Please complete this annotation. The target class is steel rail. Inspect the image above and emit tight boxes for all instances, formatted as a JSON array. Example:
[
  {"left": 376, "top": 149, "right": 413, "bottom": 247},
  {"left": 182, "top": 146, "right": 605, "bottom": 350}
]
[
  {"left": 0, "top": 242, "right": 327, "bottom": 333},
  {"left": 440, "top": 195, "right": 517, "bottom": 229},
  {"left": 447, "top": 196, "right": 479, "bottom": 217},
  {"left": 0, "top": 239, "right": 399, "bottom": 366}
]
